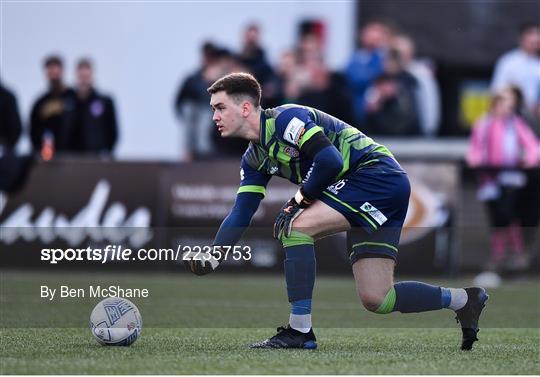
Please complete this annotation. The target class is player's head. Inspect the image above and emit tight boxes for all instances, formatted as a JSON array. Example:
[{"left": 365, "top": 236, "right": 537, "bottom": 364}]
[
  {"left": 491, "top": 87, "right": 517, "bottom": 117},
  {"left": 391, "top": 34, "right": 415, "bottom": 66},
  {"left": 243, "top": 23, "right": 260, "bottom": 47},
  {"left": 359, "top": 21, "right": 391, "bottom": 50},
  {"left": 76, "top": 58, "right": 94, "bottom": 91},
  {"left": 207, "top": 72, "right": 262, "bottom": 138},
  {"left": 519, "top": 22, "right": 540, "bottom": 55},
  {"left": 43, "top": 55, "right": 64, "bottom": 87}
]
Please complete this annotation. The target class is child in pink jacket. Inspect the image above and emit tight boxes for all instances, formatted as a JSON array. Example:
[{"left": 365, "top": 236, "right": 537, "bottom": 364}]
[{"left": 467, "top": 87, "right": 539, "bottom": 271}]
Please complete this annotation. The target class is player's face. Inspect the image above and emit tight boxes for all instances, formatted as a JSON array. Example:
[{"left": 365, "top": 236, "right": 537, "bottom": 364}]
[
  {"left": 46, "top": 64, "right": 63, "bottom": 85},
  {"left": 210, "top": 91, "right": 244, "bottom": 138},
  {"left": 77, "top": 66, "right": 94, "bottom": 91},
  {"left": 521, "top": 27, "right": 540, "bottom": 55}
]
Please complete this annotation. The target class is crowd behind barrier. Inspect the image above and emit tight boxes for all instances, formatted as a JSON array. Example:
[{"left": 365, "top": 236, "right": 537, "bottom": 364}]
[
  {"left": 1, "top": 20, "right": 539, "bottom": 277},
  {"left": 1, "top": 20, "right": 538, "bottom": 161}
]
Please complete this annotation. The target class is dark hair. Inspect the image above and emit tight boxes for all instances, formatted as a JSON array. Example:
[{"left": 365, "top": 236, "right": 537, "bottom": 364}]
[
  {"left": 207, "top": 72, "right": 262, "bottom": 107},
  {"left": 519, "top": 22, "right": 540, "bottom": 36},
  {"left": 44, "top": 55, "right": 63, "bottom": 68},
  {"left": 374, "top": 72, "right": 396, "bottom": 84},
  {"left": 508, "top": 85, "right": 525, "bottom": 109},
  {"left": 76, "top": 57, "right": 93, "bottom": 70},
  {"left": 202, "top": 41, "right": 218, "bottom": 58}
]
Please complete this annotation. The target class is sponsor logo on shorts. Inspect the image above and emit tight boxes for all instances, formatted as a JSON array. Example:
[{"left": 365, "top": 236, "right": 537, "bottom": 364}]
[
  {"left": 360, "top": 202, "right": 387, "bottom": 226},
  {"left": 327, "top": 179, "right": 347, "bottom": 195}
]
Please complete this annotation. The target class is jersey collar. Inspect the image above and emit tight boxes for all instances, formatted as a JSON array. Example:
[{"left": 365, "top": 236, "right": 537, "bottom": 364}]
[{"left": 259, "top": 109, "right": 267, "bottom": 146}]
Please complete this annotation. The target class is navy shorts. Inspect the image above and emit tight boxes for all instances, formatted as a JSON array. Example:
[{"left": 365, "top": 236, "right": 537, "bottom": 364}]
[{"left": 318, "top": 157, "right": 410, "bottom": 263}]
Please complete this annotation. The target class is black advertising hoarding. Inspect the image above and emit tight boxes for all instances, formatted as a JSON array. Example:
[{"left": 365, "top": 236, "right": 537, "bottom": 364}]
[
  {"left": 0, "top": 159, "right": 162, "bottom": 268},
  {"left": 1, "top": 158, "right": 472, "bottom": 274}
]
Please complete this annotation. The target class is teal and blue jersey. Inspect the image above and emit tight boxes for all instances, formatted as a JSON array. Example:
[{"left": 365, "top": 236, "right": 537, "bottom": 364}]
[
  {"left": 238, "top": 104, "right": 401, "bottom": 197},
  {"left": 214, "top": 104, "right": 409, "bottom": 259}
]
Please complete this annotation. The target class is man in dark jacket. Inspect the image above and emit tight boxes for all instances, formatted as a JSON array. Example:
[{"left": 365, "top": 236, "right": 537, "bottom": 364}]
[
  {"left": 0, "top": 82, "right": 34, "bottom": 192},
  {"left": 30, "top": 55, "right": 77, "bottom": 153},
  {"left": 0, "top": 82, "right": 22, "bottom": 150},
  {"left": 72, "top": 58, "right": 118, "bottom": 154}
]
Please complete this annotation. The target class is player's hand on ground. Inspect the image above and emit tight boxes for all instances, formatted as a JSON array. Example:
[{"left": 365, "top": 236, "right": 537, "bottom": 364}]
[{"left": 183, "top": 250, "right": 221, "bottom": 276}]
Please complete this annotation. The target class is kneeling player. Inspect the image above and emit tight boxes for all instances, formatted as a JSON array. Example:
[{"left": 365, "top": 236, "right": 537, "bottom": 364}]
[{"left": 185, "top": 72, "right": 488, "bottom": 351}]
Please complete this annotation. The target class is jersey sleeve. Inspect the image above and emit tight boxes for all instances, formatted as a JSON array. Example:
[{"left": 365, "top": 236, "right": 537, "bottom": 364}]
[
  {"left": 238, "top": 146, "right": 272, "bottom": 197},
  {"left": 274, "top": 107, "right": 324, "bottom": 149}
]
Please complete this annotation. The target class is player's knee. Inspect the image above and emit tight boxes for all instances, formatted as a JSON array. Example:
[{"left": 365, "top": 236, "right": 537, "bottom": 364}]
[
  {"left": 359, "top": 286, "right": 396, "bottom": 314},
  {"left": 359, "top": 291, "right": 386, "bottom": 312},
  {"left": 279, "top": 229, "right": 314, "bottom": 248}
]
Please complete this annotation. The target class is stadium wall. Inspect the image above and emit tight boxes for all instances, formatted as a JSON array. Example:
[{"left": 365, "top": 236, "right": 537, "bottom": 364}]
[{"left": 1, "top": 2, "right": 354, "bottom": 160}]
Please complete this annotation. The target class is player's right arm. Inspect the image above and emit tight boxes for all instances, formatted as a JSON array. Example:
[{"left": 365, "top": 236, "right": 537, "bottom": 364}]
[
  {"left": 212, "top": 157, "right": 270, "bottom": 246},
  {"left": 185, "top": 153, "right": 271, "bottom": 275}
]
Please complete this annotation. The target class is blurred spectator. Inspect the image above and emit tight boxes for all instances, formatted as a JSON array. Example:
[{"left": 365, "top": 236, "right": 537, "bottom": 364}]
[
  {"left": 510, "top": 85, "right": 540, "bottom": 246},
  {"left": 509, "top": 85, "right": 540, "bottom": 137},
  {"left": 297, "top": 20, "right": 326, "bottom": 64},
  {"left": 176, "top": 43, "right": 248, "bottom": 159},
  {"left": 296, "top": 34, "right": 354, "bottom": 124},
  {"left": 0, "top": 81, "right": 22, "bottom": 151},
  {"left": 238, "top": 23, "right": 281, "bottom": 107},
  {"left": 364, "top": 46, "right": 421, "bottom": 136},
  {"left": 467, "top": 87, "right": 539, "bottom": 271},
  {"left": 209, "top": 48, "right": 250, "bottom": 157},
  {"left": 72, "top": 58, "right": 118, "bottom": 154},
  {"left": 392, "top": 34, "right": 441, "bottom": 136},
  {"left": 277, "top": 50, "right": 303, "bottom": 101},
  {"left": 175, "top": 42, "right": 219, "bottom": 161},
  {"left": 277, "top": 22, "right": 353, "bottom": 124},
  {"left": 345, "top": 21, "right": 392, "bottom": 126},
  {"left": 491, "top": 23, "right": 540, "bottom": 121},
  {"left": 30, "top": 55, "right": 77, "bottom": 156},
  {"left": 0, "top": 82, "right": 34, "bottom": 192}
]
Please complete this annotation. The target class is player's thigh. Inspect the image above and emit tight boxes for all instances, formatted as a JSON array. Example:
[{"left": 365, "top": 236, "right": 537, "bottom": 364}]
[
  {"left": 292, "top": 200, "right": 351, "bottom": 239},
  {"left": 352, "top": 257, "right": 395, "bottom": 308}
]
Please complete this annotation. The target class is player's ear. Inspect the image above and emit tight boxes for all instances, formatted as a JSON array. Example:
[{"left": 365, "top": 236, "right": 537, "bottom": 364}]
[{"left": 241, "top": 100, "right": 251, "bottom": 117}]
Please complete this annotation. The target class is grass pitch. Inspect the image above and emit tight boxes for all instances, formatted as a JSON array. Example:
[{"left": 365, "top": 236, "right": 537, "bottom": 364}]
[{"left": 1, "top": 270, "right": 539, "bottom": 374}]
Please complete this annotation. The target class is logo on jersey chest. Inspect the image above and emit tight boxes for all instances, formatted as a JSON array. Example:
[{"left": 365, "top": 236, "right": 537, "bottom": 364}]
[
  {"left": 283, "top": 146, "right": 299, "bottom": 158},
  {"left": 284, "top": 117, "right": 306, "bottom": 145}
]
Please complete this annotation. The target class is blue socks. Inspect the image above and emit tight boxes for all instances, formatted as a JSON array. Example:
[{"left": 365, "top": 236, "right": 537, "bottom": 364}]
[
  {"left": 285, "top": 244, "right": 315, "bottom": 332},
  {"left": 284, "top": 244, "right": 315, "bottom": 333},
  {"left": 284, "top": 244, "right": 316, "bottom": 306},
  {"left": 291, "top": 298, "right": 312, "bottom": 315},
  {"left": 283, "top": 242, "right": 462, "bottom": 321},
  {"left": 393, "top": 281, "right": 445, "bottom": 313}
]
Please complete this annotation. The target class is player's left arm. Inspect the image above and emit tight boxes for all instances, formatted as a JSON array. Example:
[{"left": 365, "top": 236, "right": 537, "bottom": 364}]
[{"left": 273, "top": 108, "right": 343, "bottom": 239}]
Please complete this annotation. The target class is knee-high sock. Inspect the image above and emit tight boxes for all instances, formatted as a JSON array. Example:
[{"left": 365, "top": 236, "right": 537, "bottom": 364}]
[
  {"left": 281, "top": 230, "right": 315, "bottom": 304},
  {"left": 376, "top": 281, "right": 467, "bottom": 314},
  {"left": 282, "top": 231, "right": 315, "bottom": 331}
]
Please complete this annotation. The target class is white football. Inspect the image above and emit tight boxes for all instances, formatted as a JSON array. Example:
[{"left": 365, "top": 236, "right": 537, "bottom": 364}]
[{"left": 89, "top": 297, "right": 142, "bottom": 346}]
